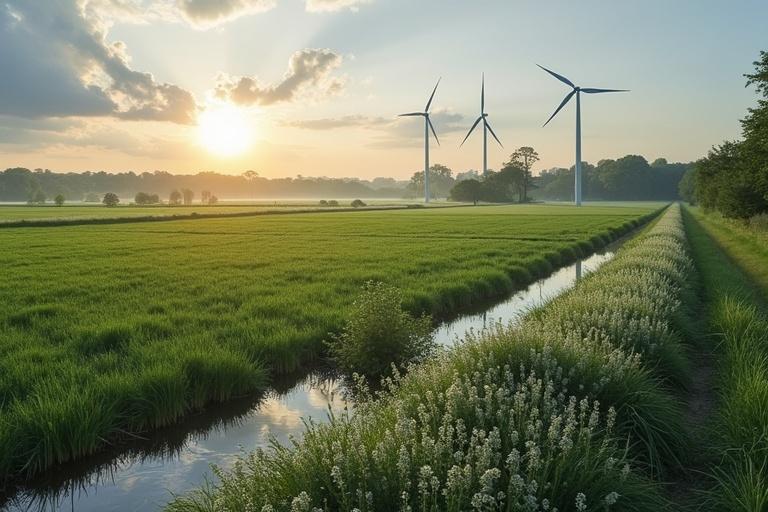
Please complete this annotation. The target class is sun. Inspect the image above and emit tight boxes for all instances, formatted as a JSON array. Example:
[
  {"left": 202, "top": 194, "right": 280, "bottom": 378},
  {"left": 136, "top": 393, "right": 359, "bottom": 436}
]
[{"left": 197, "top": 104, "right": 252, "bottom": 157}]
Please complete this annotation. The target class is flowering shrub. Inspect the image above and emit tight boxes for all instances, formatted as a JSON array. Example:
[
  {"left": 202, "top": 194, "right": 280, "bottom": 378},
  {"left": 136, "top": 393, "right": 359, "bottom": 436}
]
[{"left": 168, "top": 206, "right": 692, "bottom": 512}]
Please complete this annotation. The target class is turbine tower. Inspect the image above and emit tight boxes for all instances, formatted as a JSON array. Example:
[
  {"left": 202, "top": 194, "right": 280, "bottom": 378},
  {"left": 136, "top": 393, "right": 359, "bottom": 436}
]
[
  {"left": 461, "top": 73, "right": 503, "bottom": 177},
  {"left": 399, "top": 79, "right": 441, "bottom": 203},
  {"left": 538, "top": 64, "right": 628, "bottom": 206}
]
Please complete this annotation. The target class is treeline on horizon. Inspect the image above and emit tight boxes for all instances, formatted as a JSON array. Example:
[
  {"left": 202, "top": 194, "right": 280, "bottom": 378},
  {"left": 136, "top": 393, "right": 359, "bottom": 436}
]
[
  {"left": 1, "top": 155, "right": 691, "bottom": 204},
  {"left": 682, "top": 50, "right": 768, "bottom": 220}
]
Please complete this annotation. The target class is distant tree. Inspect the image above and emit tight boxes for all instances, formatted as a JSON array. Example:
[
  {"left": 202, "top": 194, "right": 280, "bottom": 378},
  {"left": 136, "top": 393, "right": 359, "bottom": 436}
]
[
  {"left": 408, "top": 164, "right": 456, "bottom": 199},
  {"left": 169, "top": 189, "right": 182, "bottom": 205},
  {"left": 54, "top": 194, "right": 65, "bottom": 206},
  {"left": 328, "top": 200, "right": 339, "bottom": 206},
  {"left": 209, "top": 195, "right": 219, "bottom": 205},
  {"left": 137, "top": 192, "right": 161, "bottom": 205},
  {"left": 181, "top": 188, "right": 194, "bottom": 205},
  {"left": 678, "top": 167, "right": 696, "bottom": 204},
  {"left": 102, "top": 192, "right": 120, "bottom": 207},
  {"left": 319, "top": 199, "right": 328, "bottom": 206},
  {"left": 27, "top": 189, "right": 46, "bottom": 204},
  {"left": 508, "top": 147, "right": 540, "bottom": 202},
  {"left": 485, "top": 165, "right": 524, "bottom": 202},
  {"left": 83, "top": 192, "right": 100, "bottom": 203},
  {"left": 242, "top": 170, "right": 259, "bottom": 199},
  {"left": 351, "top": 199, "right": 366, "bottom": 208},
  {"left": 449, "top": 179, "right": 482, "bottom": 205},
  {"left": 201, "top": 190, "right": 211, "bottom": 204}
]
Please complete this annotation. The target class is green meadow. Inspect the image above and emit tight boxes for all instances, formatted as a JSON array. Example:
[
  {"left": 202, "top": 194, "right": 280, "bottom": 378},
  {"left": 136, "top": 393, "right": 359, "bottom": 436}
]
[{"left": 0, "top": 204, "right": 658, "bottom": 479}]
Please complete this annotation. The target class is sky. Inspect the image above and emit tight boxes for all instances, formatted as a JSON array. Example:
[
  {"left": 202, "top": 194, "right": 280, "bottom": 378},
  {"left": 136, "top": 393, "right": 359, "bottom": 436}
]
[{"left": 0, "top": 0, "right": 766, "bottom": 179}]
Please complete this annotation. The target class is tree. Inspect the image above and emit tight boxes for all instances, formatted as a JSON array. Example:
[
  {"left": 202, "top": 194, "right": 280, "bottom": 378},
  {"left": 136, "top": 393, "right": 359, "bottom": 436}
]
[
  {"left": 54, "top": 194, "right": 65, "bottom": 206},
  {"left": 181, "top": 188, "right": 194, "bottom": 205},
  {"left": 169, "top": 189, "right": 182, "bottom": 205},
  {"left": 83, "top": 192, "right": 100, "bottom": 203},
  {"left": 201, "top": 190, "right": 211, "bottom": 204},
  {"left": 243, "top": 170, "right": 259, "bottom": 199},
  {"left": 209, "top": 195, "right": 219, "bottom": 205},
  {"left": 28, "top": 189, "right": 46, "bottom": 204},
  {"left": 102, "top": 192, "right": 120, "bottom": 207},
  {"left": 351, "top": 199, "right": 366, "bottom": 208},
  {"left": 485, "top": 165, "right": 524, "bottom": 202},
  {"left": 508, "top": 147, "right": 540, "bottom": 202},
  {"left": 449, "top": 179, "right": 482, "bottom": 205},
  {"left": 408, "top": 164, "right": 456, "bottom": 199},
  {"left": 135, "top": 192, "right": 160, "bottom": 205}
]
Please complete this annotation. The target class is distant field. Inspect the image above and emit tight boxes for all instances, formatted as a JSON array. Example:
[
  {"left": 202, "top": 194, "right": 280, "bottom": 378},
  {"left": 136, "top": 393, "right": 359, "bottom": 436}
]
[
  {"left": 0, "top": 204, "right": 660, "bottom": 479},
  {"left": 0, "top": 203, "right": 412, "bottom": 223}
]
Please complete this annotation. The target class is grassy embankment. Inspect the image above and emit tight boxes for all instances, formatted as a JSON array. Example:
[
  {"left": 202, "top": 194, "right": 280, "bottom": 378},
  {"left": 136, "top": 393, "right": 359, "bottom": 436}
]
[
  {"left": 0, "top": 204, "right": 659, "bottom": 481},
  {"left": 167, "top": 204, "right": 693, "bottom": 511},
  {"left": 683, "top": 207, "right": 768, "bottom": 510}
]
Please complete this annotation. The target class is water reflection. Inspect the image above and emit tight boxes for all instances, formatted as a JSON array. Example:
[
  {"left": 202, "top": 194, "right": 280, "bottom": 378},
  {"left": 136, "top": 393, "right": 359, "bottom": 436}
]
[
  {"left": 1, "top": 374, "right": 348, "bottom": 512},
  {"left": 1, "top": 242, "right": 622, "bottom": 512},
  {"left": 434, "top": 250, "right": 615, "bottom": 346}
]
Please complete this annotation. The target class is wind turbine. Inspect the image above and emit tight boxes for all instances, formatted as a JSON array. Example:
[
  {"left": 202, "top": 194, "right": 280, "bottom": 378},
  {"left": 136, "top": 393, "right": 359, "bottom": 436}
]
[
  {"left": 399, "top": 79, "right": 441, "bottom": 203},
  {"left": 538, "top": 64, "right": 628, "bottom": 206},
  {"left": 461, "top": 73, "right": 503, "bottom": 177}
]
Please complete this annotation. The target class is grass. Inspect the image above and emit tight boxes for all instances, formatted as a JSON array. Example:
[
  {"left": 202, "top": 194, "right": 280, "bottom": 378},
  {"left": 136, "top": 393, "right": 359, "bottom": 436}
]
[
  {"left": 165, "top": 204, "right": 692, "bottom": 511},
  {"left": 0, "top": 204, "right": 660, "bottom": 481},
  {"left": 683, "top": 206, "right": 768, "bottom": 510}
]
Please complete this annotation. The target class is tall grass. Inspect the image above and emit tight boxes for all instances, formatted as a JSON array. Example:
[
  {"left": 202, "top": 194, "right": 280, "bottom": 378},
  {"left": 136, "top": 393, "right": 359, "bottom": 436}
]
[
  {"left": 167, "top": 205, "right": 693, "bottom": 511},
  {"left": 684, "top": 207, "right": 768, "bottom": 510},
  {"left": 0, "top": 205, "right": 660, "bottom": 481}
]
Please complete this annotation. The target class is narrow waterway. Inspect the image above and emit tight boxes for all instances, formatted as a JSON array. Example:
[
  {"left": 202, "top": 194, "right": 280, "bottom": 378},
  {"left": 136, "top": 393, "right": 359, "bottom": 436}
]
[{"left": 1, "top": 239, "right": 626, "bottom": 512}]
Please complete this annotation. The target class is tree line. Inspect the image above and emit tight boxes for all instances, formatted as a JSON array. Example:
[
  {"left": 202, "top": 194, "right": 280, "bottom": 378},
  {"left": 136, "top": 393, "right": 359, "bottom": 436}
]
[
  {"left": 444, "top": 151, "right": 690, "bottom": 204},
  {"left": 0, "top": 169, "right": 409, "bottom": 203},
  {"left": 682, "top": 50, "right": 768, "bottom": 219}
]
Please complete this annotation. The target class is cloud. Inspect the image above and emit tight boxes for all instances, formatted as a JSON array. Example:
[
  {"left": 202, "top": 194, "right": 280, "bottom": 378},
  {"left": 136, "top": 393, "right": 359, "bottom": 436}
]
[
  {"left": 305, "top": 0, "right": 371, "bottom": 12},
  {"left": 0, "top": 1, "right": 198, "bottom": 124},
  {"left": 282, "top": 115, "right": 389, "bottom": 130},
  {"left": 176, "top": 0, "right": 276, "bottom": 28},
  {"left": 215, "top": 49, "right": 344, "bottom": 106}
]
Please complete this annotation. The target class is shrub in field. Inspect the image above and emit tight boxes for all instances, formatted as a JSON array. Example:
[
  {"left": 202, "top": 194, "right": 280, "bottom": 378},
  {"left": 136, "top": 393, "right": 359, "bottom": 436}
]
[
  {"left": 326, "top": 281, "right": 435, "bottom": 379},
  {"left": 351, "top": 199, "right": 366, "bottom": 208},
  {"left": 167, "top": 206, "right": 693, "bottom": 511}
]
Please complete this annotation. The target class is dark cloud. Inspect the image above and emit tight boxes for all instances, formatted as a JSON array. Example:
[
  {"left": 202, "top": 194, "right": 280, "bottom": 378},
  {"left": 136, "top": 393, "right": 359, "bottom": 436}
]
[
  {"left": 0, "top": 1, "right": 198, "bottom": 124},
  {"left": 216, "top": 49, "right": 344, "bottom": 106}
]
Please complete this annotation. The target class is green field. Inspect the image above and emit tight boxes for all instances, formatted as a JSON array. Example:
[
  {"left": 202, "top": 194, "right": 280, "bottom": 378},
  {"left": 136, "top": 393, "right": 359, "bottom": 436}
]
[{"left": 0, "top": 204, "right": 658, "bottom": 479}]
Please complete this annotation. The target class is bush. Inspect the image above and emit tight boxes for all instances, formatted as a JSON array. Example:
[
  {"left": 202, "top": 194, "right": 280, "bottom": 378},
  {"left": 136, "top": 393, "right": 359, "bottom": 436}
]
[
  {"left": 351, "top": 199, "right": 366, "bottom": 208},
  {"left": 328, "top": 200, "right": 339, "bottom": 206},
  {"left": 326, "top": 281, "right": 435, "bottom": 379},
  {"left": 319, "top": 200, "right": 328, "bottom": 206},
  {"left": 54, "top": 194, "right": 65, "bottom": 206}
]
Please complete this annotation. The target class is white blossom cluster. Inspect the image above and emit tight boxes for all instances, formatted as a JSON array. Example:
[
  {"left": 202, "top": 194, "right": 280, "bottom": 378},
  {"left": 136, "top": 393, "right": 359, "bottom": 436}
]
[{"left": 171, "top": 206, "right": 691, "bottom": 512}]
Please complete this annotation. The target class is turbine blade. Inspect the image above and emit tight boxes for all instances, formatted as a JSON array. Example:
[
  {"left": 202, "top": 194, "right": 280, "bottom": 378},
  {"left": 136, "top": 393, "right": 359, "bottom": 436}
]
[
  {"left": 427, "top": 116, "right": 440, "bottom": 146},
  {"left": 481, "top": 73, "right": 485, "bottom": 113},
  {"left": 581, "top": 88, "right": 629, "bottom": 94},
  {"left": 399, "top": 112, "right": 425, "bottom": 117},
  {"left": 543, "top": 89, "right": 576, "bottom": 127},
  {"left": 425, "top": 78, "right": 441, "bottom": 112},
  {"left": 537, "top": 64, "right": 575, "bottom": 88},
  {"left": 460, "top": 116, "right": 483, "bottom": 147},
  {"left": 484, "top": 118, "right": 503, "bottom": 148}
]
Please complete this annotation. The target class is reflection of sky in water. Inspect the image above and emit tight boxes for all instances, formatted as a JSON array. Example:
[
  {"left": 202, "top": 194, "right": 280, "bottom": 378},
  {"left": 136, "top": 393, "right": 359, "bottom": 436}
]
[
  {"left": 3, "top": 377, "right": 348, "bottom": 512},
  {"left": 434, "top": 250, "right": 616, "bottom": 346},
  {"left": 4, "top": 247, "right": 619, "bottom": 512}
]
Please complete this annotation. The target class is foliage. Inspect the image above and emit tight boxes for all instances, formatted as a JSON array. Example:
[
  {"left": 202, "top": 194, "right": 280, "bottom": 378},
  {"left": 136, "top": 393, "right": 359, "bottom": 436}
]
[
  {"left": 134, "top": 192, "right": 161, "bottom": 205},
  {"left": 449, "top": 178, "right": 482, "bottom": 204},
  {"left": 408, "top": 164, "right": 456, "bottom": 199},
  {"left": 0, "top": 204, "right": 658, "bottom": 479},
  {"left": 102, "top": 192, "right": 119, "bottom": 207},
  {"left": 690, "top": 51, "right": 768, "bottom": 218},
  {"left": 167, "top": 206, "right": 687, "bottom": 512},
  {"left": 350, "top": 199, "right": 366, "bottom": 208},
  {"left": 327, "top": 281, "right": 434, "bottom": 378},
  {"left": 534, "top": 156, "right": 692, "bottom": 202},
  {"left": 181, "top": 188, "right": 194, "bottom": 206},
  {"left": 508, "top": 146, "right": 540, "bottom": 202},
  {"left": 27, "top": 189, "right": 46, "bottom": 205},
  {"left": 0, "top": 168, "right": 409, "bottom": 202},
  {"left": 169, "top": 189, "right": 182, "bottom": 205},
  {"left": 54, "top": 194, "right": 65, "bottom": 206}
]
